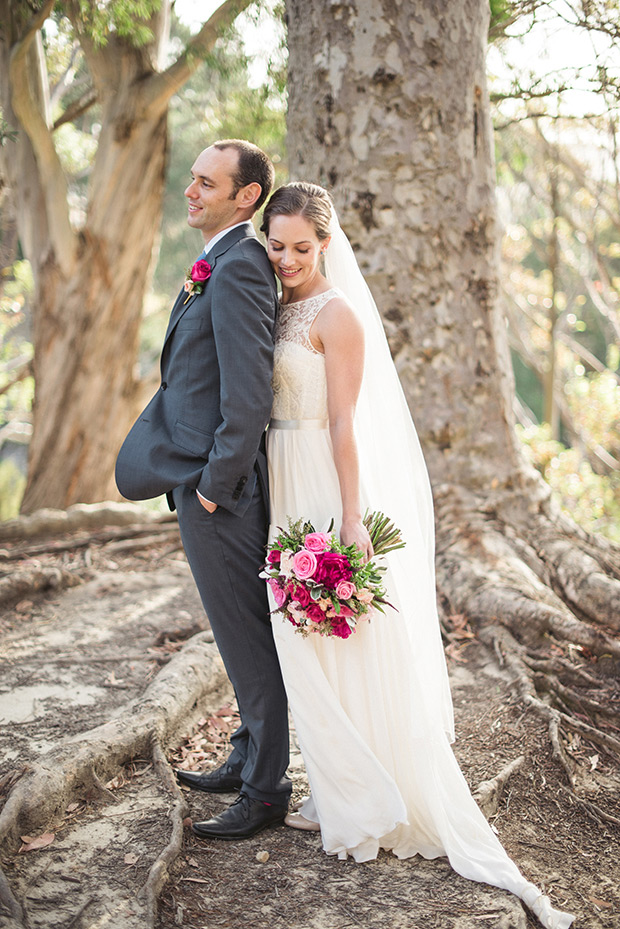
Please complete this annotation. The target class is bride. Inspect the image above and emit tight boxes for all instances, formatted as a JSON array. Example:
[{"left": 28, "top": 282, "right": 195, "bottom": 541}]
[{"left": 260, "top": 181, "right": 574, "bottom": 929}]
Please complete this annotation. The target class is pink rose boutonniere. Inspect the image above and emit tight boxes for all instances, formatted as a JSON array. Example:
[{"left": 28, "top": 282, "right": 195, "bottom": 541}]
[{"left": 183, "top": 258, "right": 212, "bottom": 303}]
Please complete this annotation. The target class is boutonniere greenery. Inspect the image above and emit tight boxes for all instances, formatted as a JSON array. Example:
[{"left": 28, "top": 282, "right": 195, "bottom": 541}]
[{"left": 183, "top": 258, "right": 212, "bottom": 303}]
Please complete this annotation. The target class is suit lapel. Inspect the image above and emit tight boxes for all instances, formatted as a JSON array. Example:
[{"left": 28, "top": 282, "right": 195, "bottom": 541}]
[{"left": 163, "top": 223, "right": 256, "bottom": 347}]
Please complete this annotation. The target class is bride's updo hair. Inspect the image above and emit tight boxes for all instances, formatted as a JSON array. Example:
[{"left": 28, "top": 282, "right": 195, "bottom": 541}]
[{"left": 260, "top": 182, "right": 333, "bottom": 241}]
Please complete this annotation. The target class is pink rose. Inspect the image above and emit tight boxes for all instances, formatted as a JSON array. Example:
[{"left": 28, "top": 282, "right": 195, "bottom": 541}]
[
  {"left": 191, "top": 259, "right": 212, "bottom": 282},
  {"left": 292, "top": 549, "right": 318, "bottom": 580},
  {"left": 184, "top": 281, "right": 192, "bottom": 292},
  {"left": 356, "top": 587, "right": 374, "bottom": 604},
  {"left": 314, "top": 552, "right": 352, "bottom": 589},
  {"left": 304, "top": 532, "right": 331, "bottom": 553},
  {"left": 267, "top": 549, "right": 281, "bottom": 564},
  {"left": 336, "top": 580, "right": 356, "bottom": 600},
  {"left": 267, "top": 577, "right": 287, "bottom": 608}
]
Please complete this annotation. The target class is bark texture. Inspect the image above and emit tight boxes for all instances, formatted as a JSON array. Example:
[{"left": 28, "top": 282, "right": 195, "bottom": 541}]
[{"left": 285, "top": 0, "right": 620, "bottom": 794}]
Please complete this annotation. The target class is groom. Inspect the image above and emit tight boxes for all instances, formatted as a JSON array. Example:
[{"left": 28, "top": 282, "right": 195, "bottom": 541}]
[{"left": 115, "top": 139, "right": 290, "bottom": 838}]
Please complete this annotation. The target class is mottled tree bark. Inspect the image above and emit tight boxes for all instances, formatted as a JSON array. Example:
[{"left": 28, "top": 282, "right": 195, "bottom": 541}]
[{"left": 285, "top": 0, "right": 620, "bottom": 780}]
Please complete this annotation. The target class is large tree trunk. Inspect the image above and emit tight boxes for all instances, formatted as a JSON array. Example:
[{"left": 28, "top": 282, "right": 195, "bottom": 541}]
[
  {"left": 285, "top": 0, "right": 620, "bottom": 794},
  {"left": 0, "top": 0, "right": 252, "bottom": 512}
]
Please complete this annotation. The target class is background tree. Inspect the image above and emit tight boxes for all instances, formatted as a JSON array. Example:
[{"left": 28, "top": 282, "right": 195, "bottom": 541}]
[
  {"left": 285, "top": 0, "right": 620, "bottom": 802},
  {"left": 0, "top": 0, "right": 254, "bottom": 513}
]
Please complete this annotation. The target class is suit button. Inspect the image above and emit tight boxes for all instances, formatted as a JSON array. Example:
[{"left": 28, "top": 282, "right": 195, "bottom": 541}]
[{"left": 161, "top": 382, "right": 168, "bottom": 390}]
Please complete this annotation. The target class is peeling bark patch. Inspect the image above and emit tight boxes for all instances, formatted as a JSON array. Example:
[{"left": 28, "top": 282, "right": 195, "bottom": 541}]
[
  {"left": 372, "top": 66, "right": 397, "bottom": 86},
  {"left": 384, "top": 306, "right": 404, "bottom": 324},
  {"left": 352, "top": 190, "right": 378, "bottom": 231},
  {"left": 467, "top": 275, "right": 492, "bottom": 311},
  {"left": 424, "top": 38, "right": 442, "bottom": 67},
  {"left": 431, "top": 423, "right": 452, "bottom": 451}
]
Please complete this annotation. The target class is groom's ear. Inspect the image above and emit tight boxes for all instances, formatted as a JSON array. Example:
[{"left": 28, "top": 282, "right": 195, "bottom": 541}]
[{"left": 237, "top": 181, "right": 262, "bottom": 211}]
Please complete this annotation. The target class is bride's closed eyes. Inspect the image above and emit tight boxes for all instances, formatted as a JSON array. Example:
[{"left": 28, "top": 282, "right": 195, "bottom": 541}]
[{"left": 270, "top": 245, "right": 311, "bottom": 254}]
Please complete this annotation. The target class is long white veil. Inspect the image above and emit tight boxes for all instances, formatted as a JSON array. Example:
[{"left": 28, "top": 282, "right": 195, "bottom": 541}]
[{"left": 324, "top": 216, "right": 455, "bottom": 741}]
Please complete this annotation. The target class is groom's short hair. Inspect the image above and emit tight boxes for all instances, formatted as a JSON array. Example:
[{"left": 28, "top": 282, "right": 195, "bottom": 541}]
[{"left": 213, "top": 139, "right": 275, "bottom": 212}]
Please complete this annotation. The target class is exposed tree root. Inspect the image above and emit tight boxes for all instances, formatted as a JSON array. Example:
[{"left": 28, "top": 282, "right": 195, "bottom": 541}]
[
  {"left": 0, "top": 633, "right": 228, "bottom": 923},
  {"left": 0, "top": 868, "right": 28, "bottom": 929},
  {"left": 0, "top": 521, "right": 179, "bottom": 562},
  {"left": 142, "top": 740, "right": 189, "bottom": 928},
  {"left": 0, "top": 564, "right": 82, "bottom": 609},
  {"left": 556, "top": 783, "right": 620, "bottom": 828},
  {"left": 474, "top": 755, "right": 525, "bottom": 817},
  {"left": 0, "top": 502, "right": 173, "bottom": 543},
  {"left": 436, "top": 483, "right": 620, "bottom": 822}
]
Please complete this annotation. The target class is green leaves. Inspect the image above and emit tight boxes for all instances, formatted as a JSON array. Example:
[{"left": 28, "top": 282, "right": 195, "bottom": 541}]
[
  {"left": 363, "top": 510, "right": 406, "bottom": 556},
  {"left": 75, "top": 0, "right": 161, "bottom": 48}
]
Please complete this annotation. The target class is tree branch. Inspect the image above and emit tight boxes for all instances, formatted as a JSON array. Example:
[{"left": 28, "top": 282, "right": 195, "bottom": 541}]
[
  {"left": 52, "top": 86, "right": 98, "bottom": 130},
  {"left": 0, "top": 358, "right": 33, "bottom": 397},
  {"left": 19, "top": 0, "right": 55, "bottom": 41},
  {"left": 144, "top": 0, "right": 255, "bottom": 113},
  {"left": 9, "top": 15, "right": 77, "bottom": 274}
]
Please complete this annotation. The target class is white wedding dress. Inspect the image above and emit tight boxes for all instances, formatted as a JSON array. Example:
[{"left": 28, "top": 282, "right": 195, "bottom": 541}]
[{"left": 266, "top": 289, "right": 574, "bottom": 929}]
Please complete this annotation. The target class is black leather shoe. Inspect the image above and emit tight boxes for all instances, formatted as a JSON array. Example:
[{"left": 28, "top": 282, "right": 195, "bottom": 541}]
[
  {"left": 192, "top": 793, "right": 288, "bottom": 840},
  {"left": 175, "top": 763, "right": 243, "bottom": 794}
]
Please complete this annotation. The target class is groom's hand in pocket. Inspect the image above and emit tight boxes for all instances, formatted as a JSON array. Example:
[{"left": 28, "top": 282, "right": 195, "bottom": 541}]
[{"left": 196, "top": 490, "right": 218, "bottom": 513}]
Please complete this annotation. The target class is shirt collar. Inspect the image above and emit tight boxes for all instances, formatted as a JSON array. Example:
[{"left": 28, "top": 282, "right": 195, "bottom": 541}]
[{"left": 202, "top": 221, "right": 251, "bottom": 258}]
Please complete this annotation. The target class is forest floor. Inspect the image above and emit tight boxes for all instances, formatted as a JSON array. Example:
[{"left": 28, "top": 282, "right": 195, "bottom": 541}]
[{"left": 0, "top": 518, "right": 618, "bottom": 929}]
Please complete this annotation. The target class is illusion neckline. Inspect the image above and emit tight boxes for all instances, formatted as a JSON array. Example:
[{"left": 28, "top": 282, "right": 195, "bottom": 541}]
[{"left": 279, "top": 287, "right": 338, "bottom": 308}]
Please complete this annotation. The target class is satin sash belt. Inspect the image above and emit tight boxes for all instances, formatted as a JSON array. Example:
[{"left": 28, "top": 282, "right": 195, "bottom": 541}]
[{"left": 269, "top": 418, "right": 328, "bottom": 430}]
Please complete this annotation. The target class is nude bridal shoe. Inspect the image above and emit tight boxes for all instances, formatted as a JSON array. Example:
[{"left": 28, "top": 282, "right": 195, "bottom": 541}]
[{"left": 285, "top": 812, "right": 321, "bottom": 832}]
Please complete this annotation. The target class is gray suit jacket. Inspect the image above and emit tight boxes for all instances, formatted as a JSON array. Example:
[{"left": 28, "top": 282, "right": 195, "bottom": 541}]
[{"left": 115, "top": 223, "right": 277, "bottom": 516}]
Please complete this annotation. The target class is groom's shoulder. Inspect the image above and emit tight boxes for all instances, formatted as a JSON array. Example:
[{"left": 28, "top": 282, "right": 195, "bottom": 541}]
[{"left": 218, "top": 232, "right": 271, "bottom": 272}]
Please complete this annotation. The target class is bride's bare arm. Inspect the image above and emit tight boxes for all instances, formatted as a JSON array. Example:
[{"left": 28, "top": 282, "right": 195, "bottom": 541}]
[{"left": 312, "top": 298, "right": 373, "bottom": 560}]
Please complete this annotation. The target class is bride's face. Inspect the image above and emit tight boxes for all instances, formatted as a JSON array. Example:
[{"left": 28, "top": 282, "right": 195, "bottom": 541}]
[{"left": 266, "top": 214, "right": 325, "bottom": 290}]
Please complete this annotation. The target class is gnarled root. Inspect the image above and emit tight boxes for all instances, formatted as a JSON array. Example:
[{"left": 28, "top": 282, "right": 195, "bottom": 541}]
[
  {"left": 0, "top": 634, "right": 227, "bottom": 923},
  {"left": 141, "top": 740, "right": 189, "bottom": 928},
  {"left": 436, "top": 482, "right": 620, "bottom": 819}
]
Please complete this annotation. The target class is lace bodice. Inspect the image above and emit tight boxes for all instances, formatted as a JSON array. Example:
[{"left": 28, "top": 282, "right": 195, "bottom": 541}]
[{"left": 271, "top": 289, "right": 338, "bottom": 420}]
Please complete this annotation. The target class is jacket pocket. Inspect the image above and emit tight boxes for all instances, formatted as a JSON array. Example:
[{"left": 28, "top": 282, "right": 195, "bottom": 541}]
[{"left": 172, "top": 420, "right": 214, "bottom": 456}]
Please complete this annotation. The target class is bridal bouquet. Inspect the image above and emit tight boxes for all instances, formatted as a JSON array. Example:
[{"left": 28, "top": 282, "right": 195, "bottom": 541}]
[{"left": 262, "top": 511, "right": 405, "bottom": 639}]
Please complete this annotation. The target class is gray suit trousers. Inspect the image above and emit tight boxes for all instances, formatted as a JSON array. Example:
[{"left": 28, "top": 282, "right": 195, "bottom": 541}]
[{"left": 172, "top": 478, "right": 291, "bottom": 804}]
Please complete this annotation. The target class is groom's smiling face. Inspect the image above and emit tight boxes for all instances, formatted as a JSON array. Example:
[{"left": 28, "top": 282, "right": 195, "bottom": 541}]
[{"left": 185, "top": 146, "right": 243, "bottom": 241}]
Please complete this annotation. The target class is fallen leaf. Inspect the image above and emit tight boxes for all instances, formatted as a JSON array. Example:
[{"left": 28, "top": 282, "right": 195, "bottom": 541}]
[
  {"left": 19, "top": 832, "right": 55, "bottom": 852},
  {"left": 66, "top": 802, "right": 80, "bottom": 813},
  {"left": 15, "top": 600, "right": 34, "bottom": 613},
  {"left": 256, "top": 850, "right": 270, "bottom": 863},
  {"left": 589, "top": 754, "right": 599, "bottom": 771},
  {"left": 124, "top": 853, "right": 139, "bottom": 865},
  {"left": 589, "top": 897, "right": 612, "bottom": 909},
  {"left": 181, "top": 877, "right": 209, "bottom": 884}
]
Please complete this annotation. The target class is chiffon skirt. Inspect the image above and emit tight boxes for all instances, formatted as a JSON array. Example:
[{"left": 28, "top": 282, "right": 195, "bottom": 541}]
[{"left": 266, "top": 424, "right": 574, "bottom": 929}]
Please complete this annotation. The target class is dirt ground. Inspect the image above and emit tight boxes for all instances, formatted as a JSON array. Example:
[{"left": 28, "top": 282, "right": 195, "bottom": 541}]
[{"left": 0, "top": 524, "right": 618, "bottom": 929}]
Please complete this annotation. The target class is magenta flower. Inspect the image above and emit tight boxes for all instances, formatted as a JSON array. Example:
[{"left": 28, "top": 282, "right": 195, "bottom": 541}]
[
  {"left": 191, "top": 259, "right": 212, "bottom": 282},
  {"left": 314, "top": 552, "right": 352, "bottom": 588}
]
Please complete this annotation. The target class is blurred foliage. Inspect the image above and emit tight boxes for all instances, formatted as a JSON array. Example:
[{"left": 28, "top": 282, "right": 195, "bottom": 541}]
[
  {"left": 520, "top": 422, "right": 620, "bottom": 542},
  {"left": 74, "top": 0, "right": 160, "bottom": 47},
  {"left": 0, "top": 458, "right": 25, "bottom": 520}
]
